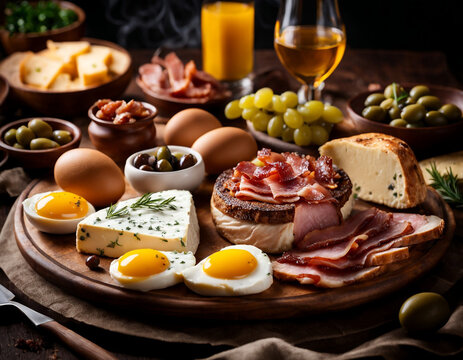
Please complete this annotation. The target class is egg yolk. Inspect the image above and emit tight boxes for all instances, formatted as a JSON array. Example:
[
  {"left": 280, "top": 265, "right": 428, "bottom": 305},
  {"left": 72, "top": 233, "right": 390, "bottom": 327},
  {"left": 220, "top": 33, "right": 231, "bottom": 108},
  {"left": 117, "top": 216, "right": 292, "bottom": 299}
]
[
  {"left": 203, "top": 249, "right": 257, "bottom": 279},
  {"left": 35, "top": 192, "right": 89, "bottom": 220},
  {"left": 118, "top": 249, "right": 170, "bottom": 277}
]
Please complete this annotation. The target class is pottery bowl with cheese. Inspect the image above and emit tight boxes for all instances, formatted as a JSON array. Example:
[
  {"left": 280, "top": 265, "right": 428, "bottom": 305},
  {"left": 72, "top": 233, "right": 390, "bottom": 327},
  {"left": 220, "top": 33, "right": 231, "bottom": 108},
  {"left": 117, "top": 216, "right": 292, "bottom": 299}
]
[
  {"left": 0, "top": 118, "right": 81, "bottom": 169},
  {"left": 0, "top": 38, "right": 132, "bottom": 117},
  {"left": 347, "top": 84, "right": 463, "bottom": 152},
  {"left": 125, "top": 146, "right": 205, "bottom": 194}
]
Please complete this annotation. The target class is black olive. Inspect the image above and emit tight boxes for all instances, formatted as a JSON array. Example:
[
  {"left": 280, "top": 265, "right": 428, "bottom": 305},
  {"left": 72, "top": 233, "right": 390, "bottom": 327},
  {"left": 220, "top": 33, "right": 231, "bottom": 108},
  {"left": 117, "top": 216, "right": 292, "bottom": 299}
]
[
  {"left": 86, "top": 255, "right": 100, "bottom": 270},
  {"left": 179, "top": 154, "right": 197, "bottom": 170},
  {"left": 134, "top": 153, "right": 150, "bottom": 168},
  {"left": 139, "top": 164, "right": 154, "bottom": 171}
]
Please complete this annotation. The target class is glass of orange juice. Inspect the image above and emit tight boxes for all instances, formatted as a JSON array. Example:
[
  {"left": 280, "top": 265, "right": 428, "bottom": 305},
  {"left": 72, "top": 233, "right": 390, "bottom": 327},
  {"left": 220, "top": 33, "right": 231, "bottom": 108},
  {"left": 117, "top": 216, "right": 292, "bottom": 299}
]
[{"left": 201, "top": 0, "right": 254, "bottom": 93}]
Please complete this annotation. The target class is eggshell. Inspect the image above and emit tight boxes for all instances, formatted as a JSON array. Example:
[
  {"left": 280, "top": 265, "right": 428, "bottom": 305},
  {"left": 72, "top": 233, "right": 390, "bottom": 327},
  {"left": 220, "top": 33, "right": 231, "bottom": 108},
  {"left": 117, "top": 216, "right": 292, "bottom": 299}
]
[
  {"left": 192, "top": 127, "right": 258, "bottom": 174},
  {"left": 54, "top": 148, "right": 125, "bottom": 207},
  {"left": 164, "top": 108, "right": 222, "bottom": 147}
]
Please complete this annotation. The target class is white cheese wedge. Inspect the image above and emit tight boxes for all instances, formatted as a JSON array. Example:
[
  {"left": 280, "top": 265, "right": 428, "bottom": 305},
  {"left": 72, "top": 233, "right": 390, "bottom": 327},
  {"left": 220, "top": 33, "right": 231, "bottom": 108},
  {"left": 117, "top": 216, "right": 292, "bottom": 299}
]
[
  {"left": 320, "top": 133, "right": 427, "bottom": 209},
  {"left": 76, "top": 190, "right": 200, "bottom": 258}
]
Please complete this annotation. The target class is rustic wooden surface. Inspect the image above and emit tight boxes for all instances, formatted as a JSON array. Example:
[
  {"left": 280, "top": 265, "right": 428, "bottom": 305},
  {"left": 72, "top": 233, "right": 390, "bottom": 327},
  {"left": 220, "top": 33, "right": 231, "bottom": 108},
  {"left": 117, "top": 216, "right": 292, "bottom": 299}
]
[{"left": 1, "top": 48, "right": 462, "bottom": 359}]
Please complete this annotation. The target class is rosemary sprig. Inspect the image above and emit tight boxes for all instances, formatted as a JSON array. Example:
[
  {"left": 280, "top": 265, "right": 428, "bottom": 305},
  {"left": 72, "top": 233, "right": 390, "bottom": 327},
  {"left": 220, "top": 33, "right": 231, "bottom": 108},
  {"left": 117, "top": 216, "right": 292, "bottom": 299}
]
[
  {"left": 426, "top": 162, "right": 463, "bottom": 208},
  {"left": 106, "top": 203, "right": 129, "bottom": 219},
  {"left": 130, "top": 193, "right": 177, "bottom": 211},
  {"left": 392, "top": 82, "right": 409, "bottom": 104}
]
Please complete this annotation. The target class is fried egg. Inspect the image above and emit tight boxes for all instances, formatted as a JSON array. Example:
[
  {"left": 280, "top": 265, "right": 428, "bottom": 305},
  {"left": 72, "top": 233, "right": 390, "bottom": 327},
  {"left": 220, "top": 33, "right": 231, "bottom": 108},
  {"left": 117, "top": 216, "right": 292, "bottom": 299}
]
[
  {"left": 22, "top": 191, "right": 95, "bottom": 234},
  {"left": 109, "top": 249, "right": 196, "bottom": 291},
  {"left": 182, "top": 244, "right": 273, "bottom": 296}
]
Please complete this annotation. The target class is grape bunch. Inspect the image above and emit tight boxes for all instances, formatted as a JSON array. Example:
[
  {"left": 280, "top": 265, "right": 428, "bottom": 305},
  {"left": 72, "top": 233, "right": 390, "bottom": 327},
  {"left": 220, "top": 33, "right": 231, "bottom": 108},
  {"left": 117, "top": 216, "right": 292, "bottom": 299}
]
[{"left": 224, "top": 88, "right": 344, "bottom": 146}]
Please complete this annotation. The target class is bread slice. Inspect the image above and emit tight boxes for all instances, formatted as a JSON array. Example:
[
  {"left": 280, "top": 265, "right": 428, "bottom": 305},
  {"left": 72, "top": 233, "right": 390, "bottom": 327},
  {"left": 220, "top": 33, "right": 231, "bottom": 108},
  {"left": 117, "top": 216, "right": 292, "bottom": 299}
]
[
  {"left": 320, "top": 133, "right": 427, "bottom": 209},
  {"left": 419, "top": 151, "right": 463, "bottom": 185}
]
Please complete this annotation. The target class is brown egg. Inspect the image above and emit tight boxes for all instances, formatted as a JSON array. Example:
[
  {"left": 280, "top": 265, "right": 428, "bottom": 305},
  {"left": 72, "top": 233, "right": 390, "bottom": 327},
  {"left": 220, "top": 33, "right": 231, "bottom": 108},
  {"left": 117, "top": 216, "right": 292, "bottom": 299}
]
[
  {"left": 54, "top": 148, "right": 125, "bottom": 207},
  {"left": 164, "top": 108, "right": 222, "bottom": 147},
  {"left": 192, "top": 127, "right": 257, "bottom": 174}
]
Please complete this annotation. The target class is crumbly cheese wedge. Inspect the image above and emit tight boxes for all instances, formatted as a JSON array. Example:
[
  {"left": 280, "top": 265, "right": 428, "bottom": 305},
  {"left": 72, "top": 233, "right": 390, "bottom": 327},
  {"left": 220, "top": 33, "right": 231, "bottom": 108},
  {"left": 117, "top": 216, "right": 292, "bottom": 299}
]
[
  {"left": 20, "top": 54, "right": 64, "bottom": 89},
  {"left": 319, "top": 133, "right": 427, "bottom": 209},
  {"left": 76, "top": 50, "right": 110, "bottom": 86},
  {"left": 76, "top": 190, "right": 200, "bottom": 258},
  {"left": 419, "top": 151, "right": 463, "bottom": 185}
]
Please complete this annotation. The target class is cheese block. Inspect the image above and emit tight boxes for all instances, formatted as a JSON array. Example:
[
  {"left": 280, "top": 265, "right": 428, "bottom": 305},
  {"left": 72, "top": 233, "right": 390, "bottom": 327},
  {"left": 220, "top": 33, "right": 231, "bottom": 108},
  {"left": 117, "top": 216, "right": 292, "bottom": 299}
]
[
  {"left": 46, "top": 40, "right": 91, "bottom": 64},
  {"left": 419, "top": 151, "right": 463, "bottom": 185},
  {"left": 319, "top": 133, "right": 427, "bottom": 209},
  {"left": 76, "top": 190, "right": 200, "bottom": 258},
  {"left": 108, "top": 48, "right": 130, "bottom": 74},
  {"left": 76, "top": 51, "right": 110, "bottom": 86},
  {"left": 20, "top": 54, "right": 64, "bottom": 89},
  {"left": 48, "top": 73, "right": 73, "bottom": 91},
  {"left": 89, "top": 45, "right": 113, "bottom": 66}
]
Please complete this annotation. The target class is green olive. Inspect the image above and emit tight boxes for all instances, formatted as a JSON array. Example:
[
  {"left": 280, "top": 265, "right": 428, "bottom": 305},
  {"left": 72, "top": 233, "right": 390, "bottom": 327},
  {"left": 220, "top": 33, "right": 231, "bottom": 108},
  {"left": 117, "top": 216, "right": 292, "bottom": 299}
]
[
  {"left": 16, "top": 125, "right": 35, "bottom": 147},
  {"left": 405, "top": 97, "right": 416, "bottom": 106},
  {"left": 156, "top": 158, "right": 173, "bottom": 172},
  {"left": 156, "top": 146, "right": 172, "bottom": 161},
  {"left": 172, "top": 152, "right": 184, "bottom": 161},
  {"left": 389, "top": 105, "right": 401, "bottom": 119},
  {"left": 362, "top": 106, "right": 387, "bottom": 122},
  {"left": 389, "top": 119, "right": 407, "bottom": 127},
  {"left": 13, "top": 143, "right": 24, "bottom": 149},
  {"left": 439, "top": 104, "right": 462, "bottom": 122},
  {"left": 417, "top": 95, "right": 441, "bottom": 110},
  {"left": 4, "top": 129, "right": 17, "bottom": 146},
  {"left": 409, "top": 85, "right": 431, "bottom": 101},
  {"left": 52, "top": 130, "right": 72, "bottom": 145},
  {"left": 406, "top": 121, "right": 425, "bottom": 128},
  {"left": 364, "top": 93, "right": 386, "bottom": 107},
  {"left": 384, "top": 83, "right": 405, "bottom": 99},
  {"left": 401, "top": 104, "right": 426, "bottom": 123},
  {"left": 399, "top": 292, "right": 450, "bottom": 333},
  {"left": 28, "top": 118, "right": 53, "bottom": 138},
  {"left": 380, "top": 98, "right": 394, "bottom": 110},
  {"left": 425, "top": 111, "right": 448, "bottom": 126},
  {"left": 30, "top": 138, "right": 59, "bottom": 150}
]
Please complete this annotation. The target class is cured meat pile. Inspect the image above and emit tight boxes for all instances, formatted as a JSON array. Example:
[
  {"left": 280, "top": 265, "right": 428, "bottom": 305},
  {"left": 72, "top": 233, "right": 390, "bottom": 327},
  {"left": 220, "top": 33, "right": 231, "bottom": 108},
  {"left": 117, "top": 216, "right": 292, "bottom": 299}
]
[
  {"left": 224, "top": 149, "right": 344, "bottom": 242},
  {"left": 138, "top": 52, "right": 230, "bottom": 102},
  {"left": 94, "top": 99, "right": 151, "bottom": 124},
  {"left": 273, "top": 208, "right": 444, "bottom": 288}
]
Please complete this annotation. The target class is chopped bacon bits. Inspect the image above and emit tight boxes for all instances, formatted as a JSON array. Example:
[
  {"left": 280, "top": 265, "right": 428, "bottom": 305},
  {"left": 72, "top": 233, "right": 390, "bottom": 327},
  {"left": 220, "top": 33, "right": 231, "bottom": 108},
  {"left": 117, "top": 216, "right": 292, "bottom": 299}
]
[{"left": 94, "top": 99, "right": 150, "bottom": 124}]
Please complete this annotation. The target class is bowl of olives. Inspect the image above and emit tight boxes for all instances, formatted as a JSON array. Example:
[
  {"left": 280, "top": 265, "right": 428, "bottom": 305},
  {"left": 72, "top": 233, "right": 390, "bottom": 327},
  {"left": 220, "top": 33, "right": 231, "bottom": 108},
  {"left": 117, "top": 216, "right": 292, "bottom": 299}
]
[
  {"left": 0, "top": 117, "right": 81, "bottom": 169},
  {"left": 347, "top": 83, "right": 463, "bottom": 152},
  {"left": 125, "top": 145, "right": 205, "bottom": 194}
]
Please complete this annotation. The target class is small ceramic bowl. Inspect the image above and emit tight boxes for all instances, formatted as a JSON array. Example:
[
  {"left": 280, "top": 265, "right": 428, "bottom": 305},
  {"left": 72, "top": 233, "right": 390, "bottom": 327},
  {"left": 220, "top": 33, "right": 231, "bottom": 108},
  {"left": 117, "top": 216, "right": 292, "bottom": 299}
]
[
  {"left": 0, "top": 1, "right": 86, "bottom": 54},
  {"left": 88, "top": 101, "right": 158, "bottom": 164},
  {"left": 125, "top": 146, "right": 205, "bottom": 194},
  {"left": 347, "top": 84, "right": 463, "bottom": 152},
  {"left": 0, "top": 117, "right": 81, "bottom": 169}
]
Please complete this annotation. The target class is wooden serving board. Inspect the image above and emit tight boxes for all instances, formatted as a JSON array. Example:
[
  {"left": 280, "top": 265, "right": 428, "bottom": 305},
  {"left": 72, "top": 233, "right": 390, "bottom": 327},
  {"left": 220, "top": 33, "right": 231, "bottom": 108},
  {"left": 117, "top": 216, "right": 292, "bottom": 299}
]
[{"left": 14, "top": 178, "right": 455, "bottom": 320}]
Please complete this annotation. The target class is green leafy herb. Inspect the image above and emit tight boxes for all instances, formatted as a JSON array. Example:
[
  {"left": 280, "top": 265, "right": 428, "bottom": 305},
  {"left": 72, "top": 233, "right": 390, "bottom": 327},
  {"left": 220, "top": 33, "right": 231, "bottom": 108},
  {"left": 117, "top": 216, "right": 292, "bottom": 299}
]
[
  {"left": 106, "top": 203, "right": 129, "bottom": 219},
  {"left": 392, "top": 82, "right": 409, "bottom": 104},
  {"left": 96, "top": 248, "right": 104, "bottom": 256},
  {"left": 426, "top": 162, "right": 463, "bottom": 208},
  {"left": 130, "top": 193, "right": 177, "bottom": 211},
  {"left": 107, "top": 238, "right": 122, "bottom": 248}
]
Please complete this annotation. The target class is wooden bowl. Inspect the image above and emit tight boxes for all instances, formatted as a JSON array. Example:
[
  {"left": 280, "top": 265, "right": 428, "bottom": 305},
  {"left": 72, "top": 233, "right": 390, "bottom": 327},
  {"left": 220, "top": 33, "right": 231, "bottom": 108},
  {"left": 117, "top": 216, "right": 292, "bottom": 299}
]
[
  {"left": 347, "top": 84, "right": 463, "bottom": 152},
  {"left": 88, "top": 101, "right": 158, "bottom": 164},
  {"left": 0, "top": 1, "right": 85, "bottom": 54},
  {"left": 0, "top": 38, "right": 132, "bottom": 117},
  {"left": 136, "top": 76, "right": 231, "bottom": 121},
  {"left": 0, "top": 74, "right": 9, "bottom": 110},
  {"left": 0, "top": 118, "right": 81, "bottom": 169}
]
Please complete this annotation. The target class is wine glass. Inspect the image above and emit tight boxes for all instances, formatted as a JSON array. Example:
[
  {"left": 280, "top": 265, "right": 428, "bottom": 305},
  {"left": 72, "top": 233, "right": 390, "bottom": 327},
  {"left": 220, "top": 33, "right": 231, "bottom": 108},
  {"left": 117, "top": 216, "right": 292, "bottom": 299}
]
[{"left": 274, "top": 0, "right": 346, "bottom": 101}]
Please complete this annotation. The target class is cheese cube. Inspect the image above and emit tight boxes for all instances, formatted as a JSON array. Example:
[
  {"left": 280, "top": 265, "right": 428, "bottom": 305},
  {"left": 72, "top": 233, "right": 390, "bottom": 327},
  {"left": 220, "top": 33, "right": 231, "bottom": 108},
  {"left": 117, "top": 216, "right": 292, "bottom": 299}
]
[
  {"left": 46, "top": 40, "right": 91, "bottom": 64},
  {"left": 76, "top": 190, "right": 200, "bottom": 258},
  {"left": 76, "top": 51, "right": 110, "bottom": 86},
  {"left": 20, "top": 54, "right": 64, "bottom": 89},
  {"left": 108, "top": 48, "right": 130, "bottom": 75},
  {"left": 48, "top": 73, "right": 73, "bottom": 91}
]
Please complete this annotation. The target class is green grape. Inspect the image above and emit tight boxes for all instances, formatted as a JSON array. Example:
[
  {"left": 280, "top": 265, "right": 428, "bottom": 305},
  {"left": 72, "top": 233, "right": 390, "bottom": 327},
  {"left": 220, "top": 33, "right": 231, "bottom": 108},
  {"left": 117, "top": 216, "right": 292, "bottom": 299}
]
[
  {"left": 294, "top": 125, "right": 312, "bottom": 146},
  {"left": 264, "top": 99, "right": 274, "bottom": 112},
  {"left": 297, "top": 104, "right": 319, "bottom": 124},
  {"left": 267, "top": 115, "right": 284, "bottom": 138},
  {"left": 239, "top": 94, "right": 256, "bottom": 109},
  {"left": 310, "top": 125, "right": 329, "bottom": 145},
  {"left": 317, "top": 121, "right": 335, "bottom": 133},
  {"left": 281, "top": 125, "right": 295, "bottom": 142},
  {"left": 322, "top": 105, "right": 344, "bottom": 123},
  {"left": 272, "top": 95, "right": 287, "bottom": 113},
  {"left": 224, "top": 100, "right": 242, "bottom": 119},
  {"left": 252, "top": 111, "right": 271, "bottom": 132},
  {"left": 280, "top": 91, "right": 298, "bottom": 108},
  {"left": 283, "top": 108, "right": 303, "bottom": 129},
  {"left": 303, "top": 100, "right": 324, "bottom": 123},
  {"left": 242, "top": 108, "right": 259, "bottom": 121},
  {"left": 254, "top": 88, "right": 274, "bottom": 108}
]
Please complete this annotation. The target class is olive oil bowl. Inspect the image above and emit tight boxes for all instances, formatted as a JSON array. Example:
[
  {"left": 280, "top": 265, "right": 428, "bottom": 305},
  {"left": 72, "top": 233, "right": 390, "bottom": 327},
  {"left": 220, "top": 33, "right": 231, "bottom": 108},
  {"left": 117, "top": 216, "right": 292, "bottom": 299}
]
[
  {"left": 347, "top": 84, "right": 463, "bottom": 152},
  {"left": 0, "top": 118, "right": 81, "bottom": 169}
]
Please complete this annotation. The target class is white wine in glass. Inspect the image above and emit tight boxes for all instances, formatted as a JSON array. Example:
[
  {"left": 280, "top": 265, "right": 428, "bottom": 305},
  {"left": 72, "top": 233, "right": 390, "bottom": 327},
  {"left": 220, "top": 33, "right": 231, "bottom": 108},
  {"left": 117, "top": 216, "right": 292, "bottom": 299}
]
[{"left": 274, "top": 0, "right": 346, "bottom": 101}]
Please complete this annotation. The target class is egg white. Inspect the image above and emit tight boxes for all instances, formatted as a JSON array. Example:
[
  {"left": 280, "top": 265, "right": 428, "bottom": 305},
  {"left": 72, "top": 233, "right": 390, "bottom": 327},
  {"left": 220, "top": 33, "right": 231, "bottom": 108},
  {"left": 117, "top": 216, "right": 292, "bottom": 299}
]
[
  {"left": 109, "top": 251, "right": 196, "bottom": 292},
  {"left": 22, "top": 191, "right": 96, "bottom": 234},
  {"left": 182, "top": 244, "right": 273, "bottom": 296}
]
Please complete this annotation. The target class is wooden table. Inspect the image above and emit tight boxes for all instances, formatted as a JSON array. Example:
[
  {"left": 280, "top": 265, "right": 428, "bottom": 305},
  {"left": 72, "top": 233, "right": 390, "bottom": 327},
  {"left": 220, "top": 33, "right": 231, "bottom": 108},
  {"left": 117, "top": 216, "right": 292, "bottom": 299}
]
[{"left": 0, "top": 48, "right": 462, "bottom": 359}]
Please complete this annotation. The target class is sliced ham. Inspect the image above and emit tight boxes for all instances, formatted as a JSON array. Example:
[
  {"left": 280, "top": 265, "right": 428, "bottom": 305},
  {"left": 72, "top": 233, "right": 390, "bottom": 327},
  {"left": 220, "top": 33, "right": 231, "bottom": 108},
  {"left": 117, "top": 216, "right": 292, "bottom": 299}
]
[{"left": 139, "top": 63, "right": 167, "bottom": 90}]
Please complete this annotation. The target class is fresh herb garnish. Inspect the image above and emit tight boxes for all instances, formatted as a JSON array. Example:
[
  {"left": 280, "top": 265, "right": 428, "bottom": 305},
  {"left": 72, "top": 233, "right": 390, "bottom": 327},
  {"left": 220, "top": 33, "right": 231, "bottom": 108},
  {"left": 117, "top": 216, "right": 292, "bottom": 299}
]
[
  {"left": 392, "top": 82, "right": 409, "bottom": 104},
  {"left": 130, "top": 193, "right": 177, "bottom": 211},
  {"left": 106, "top": 203, "right": 129, "bottom": 219},
  {"left": 426, "top": 162, "right": 463, "bottom": 208},
  {"left": 107, "top": 238, "right": 122, "bottom": 248}
]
